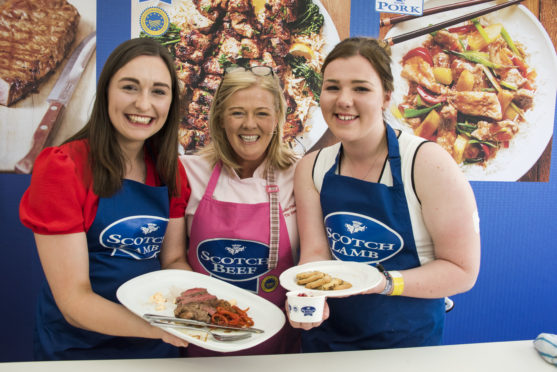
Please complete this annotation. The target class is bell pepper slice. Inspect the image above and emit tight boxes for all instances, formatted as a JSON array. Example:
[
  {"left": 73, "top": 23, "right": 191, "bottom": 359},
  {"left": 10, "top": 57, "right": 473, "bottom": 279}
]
[
  {"left": 448, "top": 24, "right": 476, "bottom": 34},
  {"left": 416, "top": 86, "right": 447, "bottom": 105},
  {"left": 402, "top": 47, "right": 433, "bottom": 66}
]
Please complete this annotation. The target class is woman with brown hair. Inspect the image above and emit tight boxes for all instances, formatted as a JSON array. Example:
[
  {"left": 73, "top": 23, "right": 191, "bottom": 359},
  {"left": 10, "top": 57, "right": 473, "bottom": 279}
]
[
  {"left": 291, "top": 37, "right": 481, "bottom": 351},
  {"left": 19, "top": 38, "right": 191, "bottom": 360}
]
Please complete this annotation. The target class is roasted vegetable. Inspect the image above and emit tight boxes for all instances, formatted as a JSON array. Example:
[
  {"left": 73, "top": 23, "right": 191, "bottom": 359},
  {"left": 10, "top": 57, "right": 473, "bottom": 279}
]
[
  {"left": 289, "top": 0, "right": 324, "bottom": 35},
  {"left": 286, "top": 54, "right": 322, "bottom": 100},
  {"left": 140, "top": 23, "right": 181, "bottom": 57},
  {"left": 404, "top": 103, "right": 442, "bottom": 118},
  {"left": 414, "top": 109, "right": 441, "bottom": 138}
]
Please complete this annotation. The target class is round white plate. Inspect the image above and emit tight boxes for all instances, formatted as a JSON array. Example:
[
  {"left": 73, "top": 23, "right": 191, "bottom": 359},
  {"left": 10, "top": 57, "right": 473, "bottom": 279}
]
[
  {"left": 384, "top": 0, "right": 557, "bottom": 181},
  {"left": 279, "top": 260, "right": 383, "bottom": 297},
  {"left": 116, "top": 269, "right": 285, "bottom": 353}
]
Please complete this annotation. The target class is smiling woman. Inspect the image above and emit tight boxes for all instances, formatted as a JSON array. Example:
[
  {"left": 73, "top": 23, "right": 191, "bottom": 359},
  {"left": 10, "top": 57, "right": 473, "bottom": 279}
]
[
  {"left": 18, "top": 38, "right": 193, "bottom": 360},
  {"left": 179, "top": 66, "right": 301, "bottom": 357}
]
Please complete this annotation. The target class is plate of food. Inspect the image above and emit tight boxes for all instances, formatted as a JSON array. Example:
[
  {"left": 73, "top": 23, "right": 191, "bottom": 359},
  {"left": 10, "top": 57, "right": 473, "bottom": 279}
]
[
  {"left": 383, "top": 0, "right": 557, "bottom": 181},
  {"left": 0, "top": 0, "right": 96, "bottom": 172},
  {"left": 279, "top": 260, "right": 382, "bottom": 297},
  {"left": 116, "top": 269, "right": 285, "bottom": 352},
  {"left": 131, "top": 0, "right": 339, "bottom": 155}
]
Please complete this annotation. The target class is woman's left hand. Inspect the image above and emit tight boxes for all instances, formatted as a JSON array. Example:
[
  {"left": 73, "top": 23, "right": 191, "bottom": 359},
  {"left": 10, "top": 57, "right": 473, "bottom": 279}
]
[{"left": 285, "top": 299, "right": 330, "bottom": 330}]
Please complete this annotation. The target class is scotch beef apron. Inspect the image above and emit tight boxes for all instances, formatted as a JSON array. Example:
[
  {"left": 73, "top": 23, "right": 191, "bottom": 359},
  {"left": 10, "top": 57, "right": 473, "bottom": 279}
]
[
  {"left": 187, "top": 162, "right": 299, "bottom": 356},
  {"left": 302, "top": 124, "right": 444, "bottom": 352},
  {"left": 34, "top": 179, "right": 178, "bottom": 360}
]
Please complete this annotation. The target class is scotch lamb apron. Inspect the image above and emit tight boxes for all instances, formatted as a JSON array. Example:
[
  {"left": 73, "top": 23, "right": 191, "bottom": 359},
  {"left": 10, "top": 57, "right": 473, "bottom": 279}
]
[
  {"left": 302, "top": 124, "right": 444, "bottom": 352},
  {"left": 34, "top": 179, "right": 178, "bottom": 360}
]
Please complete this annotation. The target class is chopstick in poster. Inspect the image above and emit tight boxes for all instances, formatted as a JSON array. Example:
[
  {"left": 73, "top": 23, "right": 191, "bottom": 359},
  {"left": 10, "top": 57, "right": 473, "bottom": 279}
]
[
  {"left": 381, "top": 0, "right": 497, "bottom": 27},
  {"left": 384, "top": 0, "right": 524, "bottom": 46}
]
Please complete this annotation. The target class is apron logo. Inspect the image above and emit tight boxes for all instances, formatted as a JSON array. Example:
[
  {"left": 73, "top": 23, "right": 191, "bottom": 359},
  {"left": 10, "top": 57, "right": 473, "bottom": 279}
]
[
  {"left": 198, "top": 239, "right": 270, "bottom": 282},
  {"left": 324, "top": 212, "right": 404, "bottom": 264},
  {"left": 261, "top": 275, "right": 279, "bottom": 292},
  {"left": 225, "top": 244, "right": 245, "bottom": 255},
  {"left": 99, "top": 215, "right": 168, "bottom": 259}
]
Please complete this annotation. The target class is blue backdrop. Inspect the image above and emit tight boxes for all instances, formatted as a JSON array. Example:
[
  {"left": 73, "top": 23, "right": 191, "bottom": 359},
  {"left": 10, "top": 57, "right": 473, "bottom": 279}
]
[{"left": 1, "top": 0, "right": 555, "bottom": 362}]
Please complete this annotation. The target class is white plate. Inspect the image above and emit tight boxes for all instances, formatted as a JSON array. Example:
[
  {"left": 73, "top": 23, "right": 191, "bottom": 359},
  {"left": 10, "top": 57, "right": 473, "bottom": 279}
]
[
  {"left": 116, "top": 269, "right": 285, "bottom": 353},
  {"left": 130, "top": 0, "right": 339, "bottom": 156},
  {"left": 279, "top": 260, "right": 382, "bottom": 297},
  {"left": 384, "top": 1, "right": 557, "bottom": 181}
]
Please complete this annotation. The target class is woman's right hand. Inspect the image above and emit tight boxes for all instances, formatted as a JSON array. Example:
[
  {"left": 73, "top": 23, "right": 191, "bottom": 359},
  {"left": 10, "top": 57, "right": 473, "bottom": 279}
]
[
  {"left": 286, "top": 299, "right": 330, "bottom": 330},
  {"left": 153, "top": 326, "right": 189, "bottom": 348}
]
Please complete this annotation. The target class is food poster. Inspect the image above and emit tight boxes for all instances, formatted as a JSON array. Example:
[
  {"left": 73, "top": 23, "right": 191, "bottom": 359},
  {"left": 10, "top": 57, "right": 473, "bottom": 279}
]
[
  {"left": 0, "top": 0, "right": 97, "bottom": 173},
  {"left": 130, "top": 0, "right": 349, "bottom": 156}
]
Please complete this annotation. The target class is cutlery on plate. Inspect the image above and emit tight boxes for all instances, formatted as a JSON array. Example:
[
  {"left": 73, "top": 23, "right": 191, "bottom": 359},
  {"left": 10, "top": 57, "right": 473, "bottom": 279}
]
[
  {"left": 14, "top": 31, "right": 96, "bottom": 174},
  {"left": 149, "top": 320, "right": 253, "bottom": 342},
  {"left": 143, "top": 313, "right": 265, "bottom": 334}
]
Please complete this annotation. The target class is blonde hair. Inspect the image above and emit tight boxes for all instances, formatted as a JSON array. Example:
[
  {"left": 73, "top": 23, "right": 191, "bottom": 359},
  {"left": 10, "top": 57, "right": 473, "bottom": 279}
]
[{"left": 200, "top": 70, "right": 297, "bottom": 172}]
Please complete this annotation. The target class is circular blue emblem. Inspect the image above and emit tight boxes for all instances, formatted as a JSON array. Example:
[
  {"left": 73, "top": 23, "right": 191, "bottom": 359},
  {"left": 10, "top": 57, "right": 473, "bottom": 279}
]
[
  {"left": 140, "top": 7, "right": 170, "bottom": 36},
  {"left": 197, "top": 239, "right": 270, "bottom": 281},
  {"left": 99, "top": 215, "right": 168, "bottom": 259},
  {"left": 324, "top": 212, "right": 403, "bottom": 264},
  {"left": 261, "top": 275, "right": 279, "bottom": 293}
]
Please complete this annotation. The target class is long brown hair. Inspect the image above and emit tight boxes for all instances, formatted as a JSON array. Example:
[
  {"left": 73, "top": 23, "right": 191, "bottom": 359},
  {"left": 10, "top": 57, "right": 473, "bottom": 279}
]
[
  {"left": 321, "top": 37, "right": 394, "bottom": 94},
  {"left": 67, "top": 38, "right": 182, "bottom": 197}
]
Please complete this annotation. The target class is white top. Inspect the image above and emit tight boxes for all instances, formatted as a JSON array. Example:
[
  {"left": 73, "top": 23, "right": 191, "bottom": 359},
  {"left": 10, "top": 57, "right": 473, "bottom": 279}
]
[
  {"left": 180, "top": 154, "right": 299, "bottom": 261},
  {"left": 312, "top": 131, "right": 435, "bottom": 265}
]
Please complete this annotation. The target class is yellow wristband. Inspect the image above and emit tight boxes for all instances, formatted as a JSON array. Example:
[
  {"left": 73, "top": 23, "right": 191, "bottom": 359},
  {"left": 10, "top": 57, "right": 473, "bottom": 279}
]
[{"left": 388, "top": 271, "right": 404, "bottom": 296}]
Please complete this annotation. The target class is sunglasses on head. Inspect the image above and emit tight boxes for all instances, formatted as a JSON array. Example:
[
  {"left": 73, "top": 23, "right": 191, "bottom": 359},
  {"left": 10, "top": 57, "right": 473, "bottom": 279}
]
[{"left": 224, "top": 65, "right": 274, "bottom": 76}]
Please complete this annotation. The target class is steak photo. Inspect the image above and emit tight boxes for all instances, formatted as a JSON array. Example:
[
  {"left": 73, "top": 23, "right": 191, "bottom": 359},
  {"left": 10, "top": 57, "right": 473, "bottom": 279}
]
[{"left": 0, "top": 0, "right": 80, "bottom": 106}]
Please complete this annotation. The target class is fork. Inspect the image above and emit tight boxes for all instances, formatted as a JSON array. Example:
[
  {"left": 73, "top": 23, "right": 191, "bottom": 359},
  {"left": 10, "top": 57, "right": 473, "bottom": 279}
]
[{"left": 150, "top": 320, "right": 252, "bottom": 342}]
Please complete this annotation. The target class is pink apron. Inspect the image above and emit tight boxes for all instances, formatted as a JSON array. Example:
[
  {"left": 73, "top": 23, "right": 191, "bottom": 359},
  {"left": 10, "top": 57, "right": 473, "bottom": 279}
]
[{"left": 186, "top": 162, "right": 300, "bottom": 356}]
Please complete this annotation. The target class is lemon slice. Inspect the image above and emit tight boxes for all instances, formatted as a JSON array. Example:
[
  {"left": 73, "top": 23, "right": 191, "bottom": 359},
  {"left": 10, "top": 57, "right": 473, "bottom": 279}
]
[
  {"left": 252, "top": 0, "right": 266, "bottom": 14},
  {"left": 289, "top": 42, "right": 314, "bottom": 60}
]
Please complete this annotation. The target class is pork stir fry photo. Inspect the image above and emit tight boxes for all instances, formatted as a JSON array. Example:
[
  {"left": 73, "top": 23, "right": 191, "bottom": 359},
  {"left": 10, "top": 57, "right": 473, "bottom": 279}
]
[{"left": 394, "top": 18, "right": 536, "bottom": 166}]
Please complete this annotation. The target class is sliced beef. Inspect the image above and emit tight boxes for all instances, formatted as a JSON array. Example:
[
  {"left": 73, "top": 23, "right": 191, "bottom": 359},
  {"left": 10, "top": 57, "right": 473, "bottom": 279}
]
[
  {"left": 174, "top": 288, "right": 219, "bottom": 323},
  {"left": 0, "top": 0, "right": 80, "bottom": 106}
]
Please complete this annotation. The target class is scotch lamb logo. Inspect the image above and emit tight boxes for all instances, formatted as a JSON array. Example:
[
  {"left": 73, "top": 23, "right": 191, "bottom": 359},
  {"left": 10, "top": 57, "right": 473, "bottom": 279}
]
[
  {"left": 345, "top": 221, "right": 366, "bottom": 234},
  {"left": 225, "top": 244, "right": 245, "bottom": 255},
  {"left": 140, "top": 223, "right": 160, "bottom": 235}
]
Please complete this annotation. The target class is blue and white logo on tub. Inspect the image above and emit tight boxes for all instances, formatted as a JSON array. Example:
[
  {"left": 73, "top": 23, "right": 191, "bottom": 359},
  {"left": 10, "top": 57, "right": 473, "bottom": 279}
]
[
  {"left": 376, "top": 0, "right": 423, "bottom": 16},
  {"left": 324, "top": 211, "right": 404, "bottom": 264},
  {"left": 99, "top": 215, "right": 168, "bottom": 259},
  {"left": 301, "top": 306, "right": 317, "bottom": 317}
]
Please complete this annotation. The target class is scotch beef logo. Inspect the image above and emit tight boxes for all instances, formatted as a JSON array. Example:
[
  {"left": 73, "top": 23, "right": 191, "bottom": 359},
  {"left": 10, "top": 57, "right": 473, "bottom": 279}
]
[
  {"left": 198, "top": 239, "right": 270, "bottom": 281},
  {"left": 324, "top": 212, "right": 404, "bottom": 264}
]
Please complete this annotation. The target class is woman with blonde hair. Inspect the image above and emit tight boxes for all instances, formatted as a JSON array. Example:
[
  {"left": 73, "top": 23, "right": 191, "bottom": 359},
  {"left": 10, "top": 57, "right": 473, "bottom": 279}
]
[{"left": 181, "top": 66, "right": 300, "bottom": 356}]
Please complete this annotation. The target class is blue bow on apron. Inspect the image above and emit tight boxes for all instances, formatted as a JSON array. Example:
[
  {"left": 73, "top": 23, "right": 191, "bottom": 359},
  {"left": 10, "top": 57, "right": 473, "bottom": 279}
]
[
  {"left": 34, "top": 179, "right": 178, "bottom": 360},
  {"left": 302, "top": 124, "right": 444, "bottom": 352}
]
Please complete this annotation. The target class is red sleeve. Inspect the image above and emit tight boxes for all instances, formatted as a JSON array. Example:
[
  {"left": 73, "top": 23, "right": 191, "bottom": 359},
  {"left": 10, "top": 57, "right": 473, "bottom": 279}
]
[
  {"left": 169, "top": 160, "right": 191, "bottom": 218},
  {"left": 19, "top": 141, "right": 99, "bottom": 234}
]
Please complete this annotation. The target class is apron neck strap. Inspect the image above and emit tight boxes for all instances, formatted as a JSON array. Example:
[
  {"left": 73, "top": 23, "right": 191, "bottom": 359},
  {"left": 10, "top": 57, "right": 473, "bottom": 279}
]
[{"left": 266, "top": 166, "right": 279, "bottom": 270}]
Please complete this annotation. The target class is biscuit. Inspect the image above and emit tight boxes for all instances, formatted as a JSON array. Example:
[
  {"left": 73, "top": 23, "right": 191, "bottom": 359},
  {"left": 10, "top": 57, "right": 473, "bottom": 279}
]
[
  {"left": 306, "top": 274, "right": 332, "bottom": 289},
  {"left": 333, "top": 282, "right": 352, "bottom": 290},
  {"left": 297, "top": 272, "right": 325, "bottom": 285}
]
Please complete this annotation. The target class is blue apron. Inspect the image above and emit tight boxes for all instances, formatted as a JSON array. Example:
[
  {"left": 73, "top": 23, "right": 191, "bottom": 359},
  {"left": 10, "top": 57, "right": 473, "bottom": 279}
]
[
  {"left": 34, "top": 179, "right": 179, "bottom": 360},
  {"left": 302, "top": 124, "right": 444, "bottom": 352}
]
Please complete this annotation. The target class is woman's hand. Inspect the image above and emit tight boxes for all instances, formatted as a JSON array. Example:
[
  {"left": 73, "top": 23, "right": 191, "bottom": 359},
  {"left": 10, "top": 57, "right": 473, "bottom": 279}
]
[
  {"left": 153, "top": 326, "right": 189, "bottom": 348},
  {"left": 285, "top": 299, "right": 330, "bottom": 330}
]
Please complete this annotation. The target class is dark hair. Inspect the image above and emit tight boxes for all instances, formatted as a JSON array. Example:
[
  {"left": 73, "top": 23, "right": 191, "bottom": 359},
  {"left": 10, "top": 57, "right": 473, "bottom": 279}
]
[
  {"left": 321, "top": 37, "right": 394, "bottom": 93},
  {"left": 67, "top": 37, "right": 181, "bottom": 197}
]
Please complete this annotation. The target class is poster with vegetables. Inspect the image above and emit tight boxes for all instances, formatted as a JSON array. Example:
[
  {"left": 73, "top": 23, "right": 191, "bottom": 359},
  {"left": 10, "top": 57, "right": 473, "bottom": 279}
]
[
  {"left": 383, "top": 0, "right": 557, "bottom": 182},
  {"left": 131, "top": 0, "right": 344, "bottom": 156}
]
